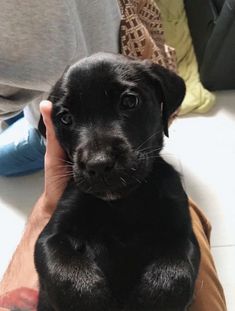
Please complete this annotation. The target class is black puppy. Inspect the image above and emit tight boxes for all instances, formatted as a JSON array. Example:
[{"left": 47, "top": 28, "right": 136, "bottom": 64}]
[{"left": 35, "top": 53, "right": 200, "bottom": 311}]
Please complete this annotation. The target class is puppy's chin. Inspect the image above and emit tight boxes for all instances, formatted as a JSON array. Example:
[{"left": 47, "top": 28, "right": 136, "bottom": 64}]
[
  {"left": 91, "top": 184, "right": 140, "bottom": 201},
  {"left": 74, "top": 177, "right": 140, "bottom": 201},
  {"left": 94, "top": 192, "right": 123, "bottom": 201}
]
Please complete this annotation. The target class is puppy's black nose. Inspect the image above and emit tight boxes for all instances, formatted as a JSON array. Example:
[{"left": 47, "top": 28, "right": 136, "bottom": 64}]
[{"left": 86, "top": 154, "right": 115, "bottom": 177}]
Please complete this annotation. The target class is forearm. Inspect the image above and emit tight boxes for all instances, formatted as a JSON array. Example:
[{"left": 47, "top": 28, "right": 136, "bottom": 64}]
[
  {"left": 0, "top": 100, "right": 68, "bottom": 311},
  {"left": 0, "top": 194, "right": 52, "bottom": 294}
]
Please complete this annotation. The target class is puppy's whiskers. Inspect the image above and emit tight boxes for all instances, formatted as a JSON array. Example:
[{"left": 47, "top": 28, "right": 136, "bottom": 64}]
[
  {"left": 87, "top": 186, "right": 93, "bottom": 192},
  {"left": 134, "top": 177, "right": 142, "bottom": 184},
  {"left": 135, "top": 130, "right": 162, "bottom": 151},
  {"left": 50, "top": 176, "right": 73, "bottom": 191},
  {"left": 125, "top": 173, "right": 142, "bottom": 185},
  {"left": 137, "top": 145, "right": 162, "bottom": 153},
  {"left": 51, "top": 172, "right": 74, "bottom": 179},
  {"left": 142, "top": 148, "right": 162, "bottom": 156},
  {"left": 141, "top": 153, "right": 176, "bottom": 161},
  {"left": 74, "top": 179, "right": 85, "bottom": 188},
  {"left": 120, "top": 176, "right": 127, "bottom": 186},
  {"left": 54, "top": 166, "right": 73, "bottom": 171},
  {"left": 54, "top": 157, "right": 74, "bottom": 165}
]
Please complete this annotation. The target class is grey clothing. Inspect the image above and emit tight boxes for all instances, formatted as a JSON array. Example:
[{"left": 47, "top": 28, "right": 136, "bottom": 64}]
[{"left": 0, "top": 0, "right": 120, "bottom": 127}]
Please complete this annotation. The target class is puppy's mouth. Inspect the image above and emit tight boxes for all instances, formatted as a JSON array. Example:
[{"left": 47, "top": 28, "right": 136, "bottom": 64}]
[
  {"left": 71, "top": 147, "right": 159, "bottom": 201},
  {"left": 91, "top": 183, "right": 140, "bottom": 201},
  {"left": 73, "top": 166, "right": 147, "bottom": 201}
]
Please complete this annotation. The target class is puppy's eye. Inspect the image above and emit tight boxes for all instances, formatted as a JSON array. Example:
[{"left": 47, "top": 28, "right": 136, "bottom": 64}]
[
  {"left": 60, "top": 111, "right": 73, "bottom": 126},
  {"left": 120, "top": 93, "right": 140, "bottom": 110}
]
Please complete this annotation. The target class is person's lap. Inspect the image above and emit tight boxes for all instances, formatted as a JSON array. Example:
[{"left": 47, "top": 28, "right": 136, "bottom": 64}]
[
  {"left": 189, "top": 199, "right": 227, "bottom": 311},
  {"left": 0, "top": 117, "right": 45, "bottom": 177}
]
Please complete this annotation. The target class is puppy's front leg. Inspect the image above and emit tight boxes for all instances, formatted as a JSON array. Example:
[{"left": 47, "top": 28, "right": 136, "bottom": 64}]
[
  {"left": 35, "top": 231, "right": 112, "bottom": 311},
  {"left": 132, "top": 240, "right": 199, "bottom": 311}
]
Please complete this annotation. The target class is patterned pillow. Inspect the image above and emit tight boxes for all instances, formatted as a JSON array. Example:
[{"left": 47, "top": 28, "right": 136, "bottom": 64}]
[{"left": 118, "top": 0, "right": 177, "bottom": 72}]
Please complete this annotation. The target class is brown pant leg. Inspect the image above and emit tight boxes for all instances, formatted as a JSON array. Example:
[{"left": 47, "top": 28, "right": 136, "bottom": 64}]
[{"left": 189, "top": 199, "right": 227, "bottom": 311}]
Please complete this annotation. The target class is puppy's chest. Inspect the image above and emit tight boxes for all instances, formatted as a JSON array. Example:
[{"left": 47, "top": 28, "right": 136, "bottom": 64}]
[
  {"left": 105, "top": 233, "right": 156, "bottom": 298},
  {"left": 74, "top": 200, "right": 160, "bottom": 264},
  {"left": 68, "top": 207, "right": 160, "bottom": 299},
  {"left": 72, "top": 210, "right": 159, "bottom": 266},
  {"left": 84, "top": 226, "right": 157, "bottom": 303}
]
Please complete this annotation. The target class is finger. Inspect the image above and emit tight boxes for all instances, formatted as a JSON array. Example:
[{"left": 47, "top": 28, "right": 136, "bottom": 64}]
[
  {"left": 40, "top": 100, "right": 55, "bottom": 140},
  {"left": 40, "top": 100, "right": 65, "bottom": 158}
]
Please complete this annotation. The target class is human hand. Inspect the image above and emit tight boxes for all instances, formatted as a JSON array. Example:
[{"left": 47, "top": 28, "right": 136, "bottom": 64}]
[
  {"left": 0, "top": 100, "right": 71, "bottom": 301},
  {"left": 40, "top": 100, "right": 71, "bottom": 214}
]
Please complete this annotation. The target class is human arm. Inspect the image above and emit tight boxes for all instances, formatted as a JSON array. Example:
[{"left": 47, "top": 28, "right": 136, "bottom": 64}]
[{"left": 0, "top": 100, "right": 70, "bottom": 309}]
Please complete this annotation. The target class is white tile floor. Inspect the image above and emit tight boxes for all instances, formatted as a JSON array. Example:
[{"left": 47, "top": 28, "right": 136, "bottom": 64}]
[{"left": 0, "top": 91, "right": 235, "bottom": 310}]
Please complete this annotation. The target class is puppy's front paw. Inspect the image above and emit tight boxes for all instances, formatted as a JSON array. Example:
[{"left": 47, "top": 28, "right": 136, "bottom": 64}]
[
  {"left": 35, "top": 232, "right": 113, "bottom": 311},
  {"left": 131, "top": 260, "right": 195, "bottom": 311}
]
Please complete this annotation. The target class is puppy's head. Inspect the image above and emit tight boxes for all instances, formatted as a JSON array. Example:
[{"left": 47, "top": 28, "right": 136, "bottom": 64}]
[{"left": 42, "top": 53, "right": 185, "bottom": 200}]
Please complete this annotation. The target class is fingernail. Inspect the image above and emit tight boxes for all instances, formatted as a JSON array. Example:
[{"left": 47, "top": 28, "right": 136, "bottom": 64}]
[
  {"left": 40, "top": 100, "right": 52, "bottom": 108},
  {"left": 40, "top": 101, "right": 53, "bottom": 117}
]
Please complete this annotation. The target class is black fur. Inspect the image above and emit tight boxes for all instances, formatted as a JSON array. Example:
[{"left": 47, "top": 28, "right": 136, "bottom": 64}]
[{"left": 35, "top": 53, "right": 200, "bottom": 311}]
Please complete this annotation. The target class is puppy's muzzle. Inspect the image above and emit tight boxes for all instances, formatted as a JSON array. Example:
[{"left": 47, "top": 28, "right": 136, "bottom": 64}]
[{"left": 72, "top": 135, "right": 147, "bottom": 200}]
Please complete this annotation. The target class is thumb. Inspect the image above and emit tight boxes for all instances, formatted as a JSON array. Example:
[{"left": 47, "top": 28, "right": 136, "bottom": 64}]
[{"left": 39, "top": 100, "right": 65, "bottom": 158}]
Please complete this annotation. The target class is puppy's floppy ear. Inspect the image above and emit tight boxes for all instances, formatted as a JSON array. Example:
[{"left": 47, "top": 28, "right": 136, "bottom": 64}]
[{"left": 146, "top": 62, "right": 186, "bottom": 137}]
